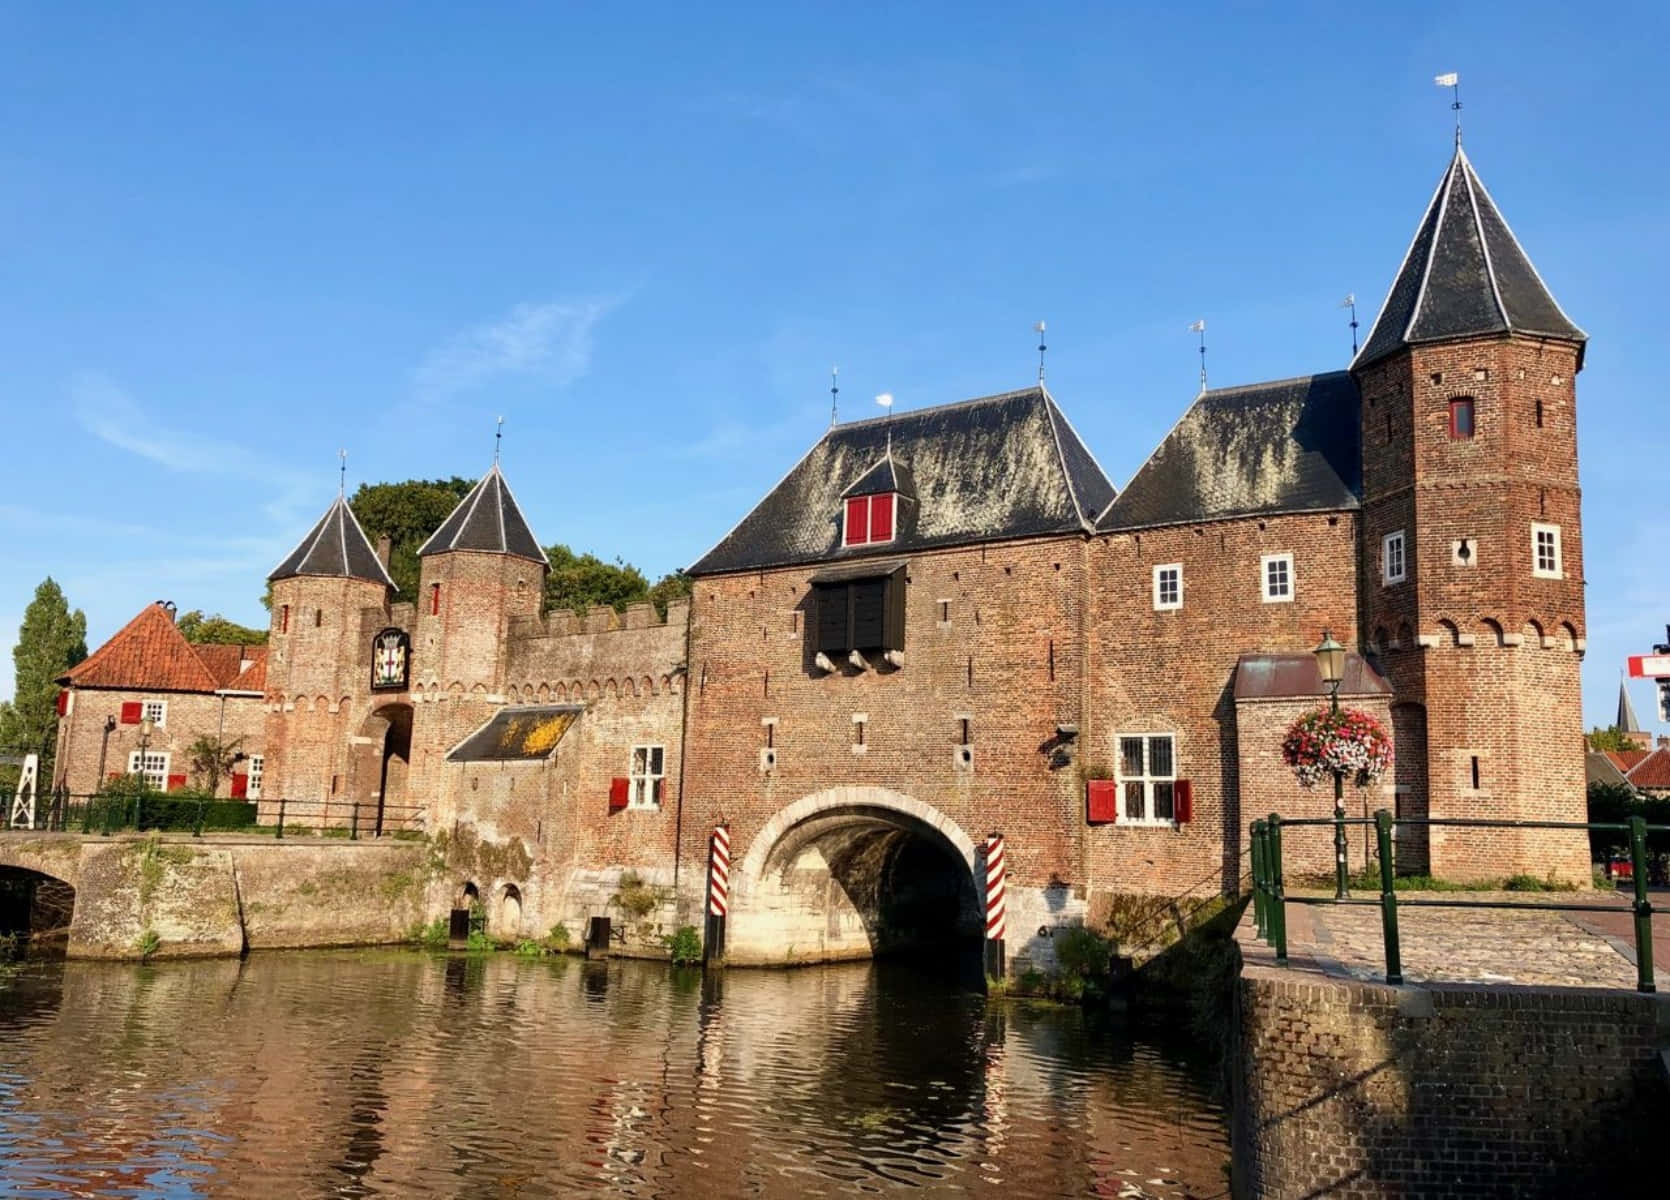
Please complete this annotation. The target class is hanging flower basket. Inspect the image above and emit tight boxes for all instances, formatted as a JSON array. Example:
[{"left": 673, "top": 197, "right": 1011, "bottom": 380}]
[{"left": 1281, "top": 707, "right": 1392, "bottom": 789}]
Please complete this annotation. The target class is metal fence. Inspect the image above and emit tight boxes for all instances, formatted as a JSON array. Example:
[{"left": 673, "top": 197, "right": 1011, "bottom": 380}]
[
  {"left": 1, "top": 789, "right": 427, "bottom": 841},
  {"left": 1249, "top": 810, "right": 1665, "bottom": 994}
]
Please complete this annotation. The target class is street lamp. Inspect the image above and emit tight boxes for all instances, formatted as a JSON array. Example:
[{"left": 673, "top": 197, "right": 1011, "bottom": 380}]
[
  {"left": 134, "top": 716, "right": 154, "bottom": 829},
  {"left": 1313, "top": 630, "right": 1349, "bottom": 899}
]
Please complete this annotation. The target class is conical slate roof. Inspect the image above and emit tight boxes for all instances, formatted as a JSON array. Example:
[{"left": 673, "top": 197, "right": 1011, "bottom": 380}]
[
  {"left": 268, "top": 494, "right": 394, "bottom": 586},
  {"left": 840, "top": 452, "right": 916, "bottom": 499},
  {"left": 1354, "top": 145, "right": 1585, "bottom": 371},
  {"left": 1618, "top": 679, "right": 1644, "bottom": 734},
  {"left": 417, "top": 465, "right": 547, "bottom": 565}
]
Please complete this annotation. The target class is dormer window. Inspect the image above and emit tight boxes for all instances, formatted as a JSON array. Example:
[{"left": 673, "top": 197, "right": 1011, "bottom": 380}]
[{"left": 843, "top": 493, "right": 896, "bottom": 547}]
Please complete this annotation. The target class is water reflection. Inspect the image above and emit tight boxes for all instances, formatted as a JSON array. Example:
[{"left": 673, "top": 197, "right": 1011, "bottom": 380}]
[{"left": 0, "top": 951, "right": 1227, "bottom": 1197}]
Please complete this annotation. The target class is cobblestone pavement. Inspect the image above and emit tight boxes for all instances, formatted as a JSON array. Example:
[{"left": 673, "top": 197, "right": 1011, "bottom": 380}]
[{"left": 1272, "top": 887, "right": 1670, "bottom": 991}]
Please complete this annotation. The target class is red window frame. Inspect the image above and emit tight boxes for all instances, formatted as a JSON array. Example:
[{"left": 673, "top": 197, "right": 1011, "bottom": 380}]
[
  {"left": 430, "top": 582, "right": 442, "bottom": 616},
  {"left": 1448, "top": 397, "right": 1475, "bottom": 440},
  {"left": 842, "top": 494, "right": 896, "bottom": 548},
  {"left": 280, "top": 604, "right": 290, "bottom": 634}
]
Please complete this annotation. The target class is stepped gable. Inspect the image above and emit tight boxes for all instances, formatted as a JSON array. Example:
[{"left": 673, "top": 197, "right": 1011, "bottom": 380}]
[
  {"left": 59, "top": 603, "right": 221, "bottom": 693},
  {"left": 689, "top": 385, "right": 1116, "bottom": 575},
  {"left": 1353, "top": 145, "right": 1586, "bottom": 370},
  {"left": 268, "top": 494, "right": 394, "bottom": 587},
  {"left": 417, "top": 464, "right": 547, "bottom": 565},
  {"left": 1099, "top": 372, "right": 1360, "bottom": 532}
]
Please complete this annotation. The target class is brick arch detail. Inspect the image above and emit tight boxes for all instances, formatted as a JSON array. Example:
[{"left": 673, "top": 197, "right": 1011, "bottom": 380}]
[{"left": 733, "top": 787, "right": 980, "bottom": 900}]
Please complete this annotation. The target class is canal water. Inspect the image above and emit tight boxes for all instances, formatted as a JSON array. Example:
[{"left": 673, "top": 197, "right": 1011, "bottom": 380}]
[{"left": 0, "top": 951, "right": 1228, "bottom": 1197}]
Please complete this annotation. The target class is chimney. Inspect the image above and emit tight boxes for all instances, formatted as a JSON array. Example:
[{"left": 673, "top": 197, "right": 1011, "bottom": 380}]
[{"left": 376, "top": 535, "right": 393, "bottom": 570}]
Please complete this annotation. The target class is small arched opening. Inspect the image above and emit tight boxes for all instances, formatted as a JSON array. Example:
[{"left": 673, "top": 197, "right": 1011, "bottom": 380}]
[
  {"left": 499, "top": 884, "right": 523, "bottom": 938},
  {"left": 0, "top": 866, "right": 76, "bottom": 958}
]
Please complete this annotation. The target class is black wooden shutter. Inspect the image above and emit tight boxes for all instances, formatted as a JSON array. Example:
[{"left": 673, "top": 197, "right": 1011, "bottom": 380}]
[
  {"left": 850, "top": 579, "right": 887, "bottom": 649},
  {"left": 815, "top": 584, "right": 850, "bottom": 653}
]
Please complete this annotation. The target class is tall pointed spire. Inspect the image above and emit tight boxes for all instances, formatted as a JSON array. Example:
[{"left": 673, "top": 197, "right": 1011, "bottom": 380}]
[
  {"left": 1618, "top": 677, "right": 1645, "bottom": 735},
  {"left": 1353, "top": 146, "right": 1586, "bottom": 371},
  {"left": 268, "top": 493, "right": 394, "bottom": 587},
  {"left": 417, "top": 464, "right": 547, "bottom": 565}
]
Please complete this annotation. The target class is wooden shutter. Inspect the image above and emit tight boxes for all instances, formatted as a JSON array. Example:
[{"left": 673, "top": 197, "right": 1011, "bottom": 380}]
[
  {"left": 1174, "top": 779, "right": 1194, "bottom": 824},
  {"left": 609, "top": 777, "right": 630, "bottom": 811},
  {"left": 815, "top": 584, "right": 850, "bottom": 653},
  {"left": 1086, "top": 779, "right": 1118, "bottom": 824},
  {"left": 56, "top": 690, "right": 69, "bottom": 716},
  {"left": 230, "top": 773, "right": 248, "bottom": 799},
  {"left": 850, "top": 578, "right": 887, "bottom": 649},
  {"left": 870, "top": 493, "right": 894, "bottom": 541},
  {"left": 883, "top": 567, "right": 906, "bottom": 651},
  {"left": 166, "top": 774, "right": 187, "bottom": 792},
  {"left": 120, "top": 701, "right": 142, "bottom": 724},
  {"left": 653, "top": 777, "right": 665, "bottom": 804},
  {"left": 844, "top": 496, "right": 869, "bottom": 546}
]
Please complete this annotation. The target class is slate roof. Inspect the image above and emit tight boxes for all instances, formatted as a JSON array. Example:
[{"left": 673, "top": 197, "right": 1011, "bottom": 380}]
[
  {"left": 689, "top": 386, "right": 1116, "bottom": 576},
  {"left": 418, "top": 465, "right": 547, "bottom": 565},
  {"left": 447, "top": 705, "right": 582, "bottom": 762},
  {"left": 1354, "top": 146, "right": 1585, "bottom": 371},
  {"left": 1231, "top": 652, "right": 1391, "bottom": 701},
  {"left": 1099, "top": 372, "right": 1361, "bottom": 532},
  {"left": 841, "top": 454, "right": 916, "bottom": 499},
  {"left": 1618, "top": 680, "right": 1645, "bottom": 735},
  {"left": 268, "top": 494, "right": 395, "bottom": 587},
  {"left": 59, "top": 603, "right": 260, "bottom": 693}
]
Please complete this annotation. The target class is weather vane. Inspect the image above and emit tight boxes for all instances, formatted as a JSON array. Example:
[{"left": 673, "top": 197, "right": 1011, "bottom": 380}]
[
  {"left": 495, "top": 415, "right": 504, "bottom": 465},
  {"left": 1435, "top": 72, "right": 1461, "bottom": 145},
  {"left": 338, "top": 448, "right": 347, "bottom": 495},
  {"left": 1189, "top": 320, "right": 1207, "bottom": 390},
  {"left": 830, "top": 366, "right": 839, "bottom": 426},
  {"left": 1035, "top": 320, "right": 1048, "bottom": 383},
  {"left": 1341, "top": 294, "right": 1359, "bottom": 355}
]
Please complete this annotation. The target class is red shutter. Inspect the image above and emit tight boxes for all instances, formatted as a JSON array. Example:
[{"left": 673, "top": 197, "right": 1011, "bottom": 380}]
[
  {"left": 56, "top": 690, "right": 69, "bottom": 716},
  {"left": 230, "top": 773, "right": 248, "bottom": 799},
  {"left": 107, "top": 772, "right": 121, "bottom": 782},
  {"left": 166, "top": 774, "right": 187, "bottom": 792},
  {"left": 844, "top": 496, "right": 869, "bottom": 546},
  {"left": 653, "top": 777, "right": 666, "bottom": 804},
  {"left": 1174, "top": 779, "right": 1194, "bottom": 824},
  {"left": 870, "top": 493, "right": 894, "bottom": 542},
  {"left": 609, "top": 777, "right": 630, "bottom": 811},
  {"left": 430, "top": 583, "right": 442, "bottom": 615},
  {"left": 1086, "top": 779, "right": 1118, "bottom": 824},
  {"left": 280, "top": 604, "right": 290, "bottom": 633},
  {"left": 120, "top": 701, "right": 142, "bottom": 725}
]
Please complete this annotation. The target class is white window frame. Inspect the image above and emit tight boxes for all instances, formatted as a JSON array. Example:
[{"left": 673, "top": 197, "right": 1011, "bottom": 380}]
[
  {"left": 129, "top": 750, "right": 170, "bottom": 790},
  {"left": 142, "top": 699, "right": 167, "bottom": 726},
  {"left": 1261, "top": 552, "right": 1294, "bottom": 603},
  {"left": 247, "top": 754, "right": 264, "bottom": 800},
  {"left": 1152, "top": 563, "right": 1183, "bottom": 611},
  {"left": 628, "top": 745, "right": 665, "bottom": 810},
  {"left": 1531, "top": 522, "right": 1562, "bottom": 579},
  {"left": 1381, "top": 530, "right": 1407, "bottom": 585},
  {"left": 1115, "top": 733, "right": 1177, "bottom": 825}
]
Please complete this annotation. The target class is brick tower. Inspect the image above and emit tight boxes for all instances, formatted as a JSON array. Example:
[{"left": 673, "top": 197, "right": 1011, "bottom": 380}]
[
  {"left": 1352, "top": 143, "right": 1589, "bottom": 881},
  {"left": 408, "top": 465, "right": 549, "bottom": 803},
  {"left": 263, "top": 492, "right": 395, "bottom": 811}
]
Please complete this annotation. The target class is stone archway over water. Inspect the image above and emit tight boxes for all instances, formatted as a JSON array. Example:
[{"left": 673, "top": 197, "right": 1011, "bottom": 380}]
[{"left": 727, "top": 788, "right": 984, "bottom": 967}]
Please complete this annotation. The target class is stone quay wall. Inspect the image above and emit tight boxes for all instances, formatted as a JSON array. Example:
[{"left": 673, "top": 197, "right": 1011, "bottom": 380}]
[{"left": 1232, "top": 957, "right": 1670, "bottom": 1199}]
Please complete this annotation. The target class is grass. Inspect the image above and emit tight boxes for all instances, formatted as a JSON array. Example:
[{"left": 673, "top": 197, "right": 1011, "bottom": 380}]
[{"left": 1341, "top": 866, "right": 1582, "bottom": 893}]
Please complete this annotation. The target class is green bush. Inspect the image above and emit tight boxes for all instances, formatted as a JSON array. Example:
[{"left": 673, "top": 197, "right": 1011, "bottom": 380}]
[
  {"left": 1053, "top": 924, "right": 1114, "bottom": 981},
  {"left": 513, "top": 939, "right": 545, "bottom": 957},
  {"left": 663, "top": 924, "right": 702, "bottom": 965},
  {"left": 408, "top": 918, "right": 448, "bottom": 947},
  {"left": 547, "top": 922, "right": 571, "bottom": 950},
  {"left": 87, "top": 778, "right": 257, "bottom": 832}
]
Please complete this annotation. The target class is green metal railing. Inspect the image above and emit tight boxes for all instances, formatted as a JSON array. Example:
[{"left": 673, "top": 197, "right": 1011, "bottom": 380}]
[{"left": 1250, "top": 811, "right": 1666, "bottom": 994}]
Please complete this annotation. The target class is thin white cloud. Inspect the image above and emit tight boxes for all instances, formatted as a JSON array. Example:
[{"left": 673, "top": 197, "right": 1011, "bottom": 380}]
[
  {"left": 412, "top": 298, "right": 617, "bottom": 402},
  {"left": 70, "top": 371, "right": 316, "bottom": 525}
]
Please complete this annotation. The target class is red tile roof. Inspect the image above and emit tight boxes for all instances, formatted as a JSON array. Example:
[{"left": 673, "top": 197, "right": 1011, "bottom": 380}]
[
  {"left": 1626, "top": 747, "right": 1670, "bottom": 789},
  {"left": 60, "top": 604, "right": 269, "bottom": 694},
  {"left": 1605, "top": 750, "right": 1651, "bottom": 773},
  {"left": 226, "top": 654, "right": 267, "bottom": 693}
]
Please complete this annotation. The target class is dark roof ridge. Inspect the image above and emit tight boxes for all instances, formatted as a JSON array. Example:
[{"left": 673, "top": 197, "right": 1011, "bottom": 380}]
[
  {"left": 832, "top": 385, "right": 1046, "bottom": 430},
  {"left": 1039, "top": 386, "right": 1109, "bottom": 529},
  {"left": 1201, "top": 369, "right": 1350, "bottom": 400},
  {"left": 268, "top": 493, "right": 395, "bottom": 587},
  {"left": 418, "top": 463, "right": 549, "bottom": 565}
]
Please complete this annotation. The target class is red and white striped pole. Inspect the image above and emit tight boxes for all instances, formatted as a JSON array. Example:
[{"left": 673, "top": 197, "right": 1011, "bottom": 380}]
[
  {"left": 983, "top": 832, "right": 1007, "bottom": 979},
  {"left": 705, "top": 822, "right": 730, "bottom": 963}
]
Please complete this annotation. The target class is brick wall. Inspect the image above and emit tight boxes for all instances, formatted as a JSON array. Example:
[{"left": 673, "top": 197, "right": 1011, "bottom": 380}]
[
  {"left": 54, "top": 687, "right": 266, "bottom": 797},
  {"left": 1233, "top": 960, "right": 1670, "bottom": 1199}
]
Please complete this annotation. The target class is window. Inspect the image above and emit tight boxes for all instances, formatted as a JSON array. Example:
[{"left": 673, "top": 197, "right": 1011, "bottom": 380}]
[
  {"left": 430, "top": 583, "right": 441, "bottom": 615},
  {"left": 129, "top": 751, "right": 169, "bottom": 790},
  {"left": 813, "top": 566, "right": 906, "bottom": 655},
  {"left": 1117, "top": 734, "right": 1176, "bottom": 823},
  {"left": 247, "top": 755, "right": 264, "bottom": 800},
  {"left": 1382, "top": 531, "right": 1407, "bottom": 585},
  {"left": 628, "top": 745, "right": 665, "bottom": 809},
  {"left": 1261, "top": 553, "right": 1294, "bottom": 603},
  {"left": 1448, "top": 397, "right": 1475, "bottom": 440},
  {"left": 1532, "top": 522, "right": 1562, "bottom": 579},
  {"left": 843, "top": 493, "right": 896, "bottom": 548},
  {"left": 280, "top": 604, "right": 290, "bottom": 634},
  {"left": 142, "top": 700, "right": 167, "bottom": 726},
  {"left": 1152, "top": 564, "right": 1182, "bottom": 611}
]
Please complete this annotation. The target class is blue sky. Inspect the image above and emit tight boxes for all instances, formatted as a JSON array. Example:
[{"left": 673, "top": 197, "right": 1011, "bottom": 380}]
[{"left": 1, "top": 2, "right": 1665, "bottom": 732}]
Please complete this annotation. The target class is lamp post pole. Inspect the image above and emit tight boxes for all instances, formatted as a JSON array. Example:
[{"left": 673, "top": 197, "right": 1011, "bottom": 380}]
[
  {"left": 1313, "top": 630, "right": 1350, "bottom": 900},
  {"left": 134, "top": 717, "right": 154, "bottom": 830}
]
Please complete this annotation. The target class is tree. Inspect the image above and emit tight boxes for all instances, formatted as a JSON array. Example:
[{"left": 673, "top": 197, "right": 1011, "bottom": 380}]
[
  {"left": 0, "top": 579, "right": 88, "bottom": 780},
  {"left": 185, "top": 734, "right": 244, "bottom": 795},
  {"left": 349, "top": 477, "right": 476, "bottom": 604},
  {"left": 1586, "top": 726, "right": 1637, "bottom": 752},
  {"left": 176, "top": 610, "right": 268, "bottom": 646},
  {"left": 542, "top": 544, "right": 651, "bottom": 616},
  {"left": 646, "top": 570, "right": 692, "bottom": 619}
]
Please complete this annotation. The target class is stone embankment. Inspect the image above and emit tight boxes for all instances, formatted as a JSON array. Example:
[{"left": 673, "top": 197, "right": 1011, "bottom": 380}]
[
  {"left": 1232, "top": 893, "right": 1670, "bottom": 1198},
  {"left": 2, "top": 833, "right": 433, "bottom": 960}
]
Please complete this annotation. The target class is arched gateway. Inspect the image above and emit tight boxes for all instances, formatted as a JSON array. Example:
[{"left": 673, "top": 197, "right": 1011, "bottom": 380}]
[{"left": 725, "top": 787, "right": 984, "bottom": 966}]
